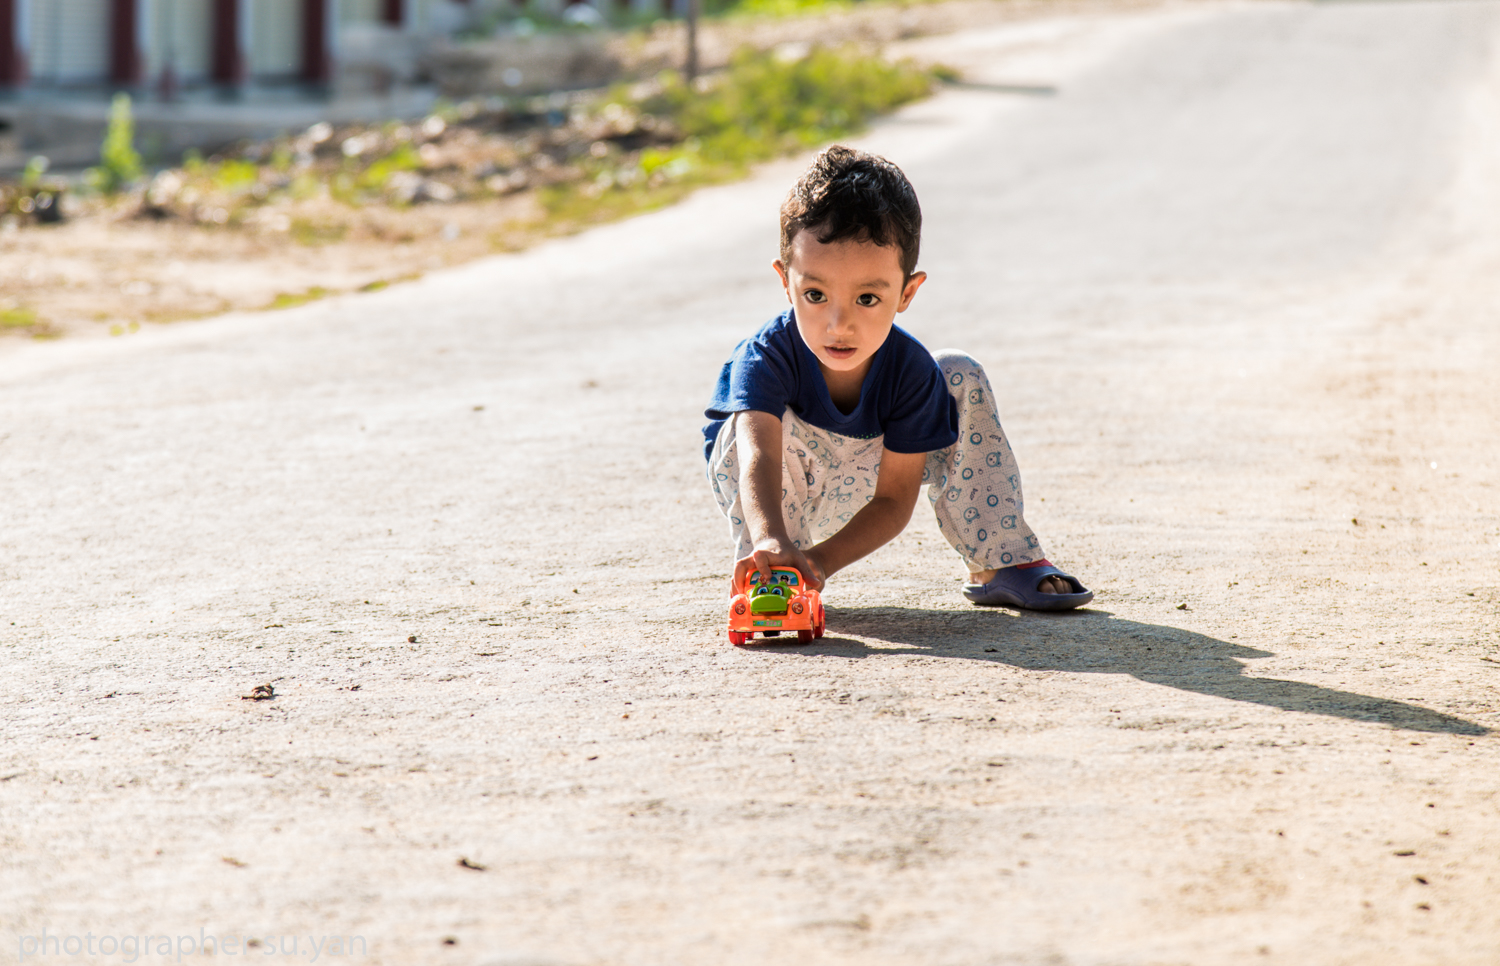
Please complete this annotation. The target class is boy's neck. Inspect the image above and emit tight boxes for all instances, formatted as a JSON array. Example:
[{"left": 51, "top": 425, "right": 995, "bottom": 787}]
[{"left": 820, "top": 359, "right": 872, "bottom": 415}]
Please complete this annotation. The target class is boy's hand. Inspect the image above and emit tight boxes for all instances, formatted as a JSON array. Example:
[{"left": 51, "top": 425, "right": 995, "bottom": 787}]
[{"left": 734, "top": 540, "right": 827, "bottom": 593}]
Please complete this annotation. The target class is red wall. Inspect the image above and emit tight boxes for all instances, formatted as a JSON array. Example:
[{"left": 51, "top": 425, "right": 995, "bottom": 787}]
[
  {"left": 212, "top": 0, "right": 245, "bottom": 84},
  {"left": 111, "top": 0, "right": 144, "bottom": 84},
  {"left": 302, "top": 0, "right": 331, "bottom": 83},
  {"left": 0, "top": 0, "right": 27, "bottom": 86}
]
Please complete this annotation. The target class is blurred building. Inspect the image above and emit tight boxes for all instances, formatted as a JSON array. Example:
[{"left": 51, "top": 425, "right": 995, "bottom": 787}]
[
  {"left": 0, "top": 0, "right": 644, "bottom": 168},
  {"left": 0, "top": 0, "right": 467, "bottom": 93}
]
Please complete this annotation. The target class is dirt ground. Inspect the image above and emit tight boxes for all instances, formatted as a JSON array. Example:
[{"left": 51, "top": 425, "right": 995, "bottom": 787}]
[
  {"left": 2, "top": 1, "right": 1500, "bottom": 965},
  {"left": 0, "top": 193, "right": 547, "bottom": 336}
]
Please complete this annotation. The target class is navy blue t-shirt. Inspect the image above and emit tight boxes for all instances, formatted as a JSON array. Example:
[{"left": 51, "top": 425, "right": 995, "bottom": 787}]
[{"left": 703, "top": 308, "right": 959, "bottom": 462}]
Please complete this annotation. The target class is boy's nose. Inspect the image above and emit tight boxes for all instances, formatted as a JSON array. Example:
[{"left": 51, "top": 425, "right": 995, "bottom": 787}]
[{"left": 825, "top": 307, "right": 855, "bottom": 336}]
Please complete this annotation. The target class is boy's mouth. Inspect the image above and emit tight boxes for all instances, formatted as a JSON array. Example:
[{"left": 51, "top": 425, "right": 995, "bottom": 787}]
[{"left": 824, "top": 345, "right": 857, "bottom": 361}]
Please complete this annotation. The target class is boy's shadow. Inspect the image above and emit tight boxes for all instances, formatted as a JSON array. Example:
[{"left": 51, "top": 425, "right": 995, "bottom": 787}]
[{"left": 757, "top": 607, "right": 1488, "bottom": 736}]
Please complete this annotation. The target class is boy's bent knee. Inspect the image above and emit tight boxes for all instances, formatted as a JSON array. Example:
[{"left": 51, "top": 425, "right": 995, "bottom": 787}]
[
  {"left": 931, "top": 348, "right": 985, "bottom": 379},
  {"left": 931, "top": 349, "right": 990, "bottom": 402}
]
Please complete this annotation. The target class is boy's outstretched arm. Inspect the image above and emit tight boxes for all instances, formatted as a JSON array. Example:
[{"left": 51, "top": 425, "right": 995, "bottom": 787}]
[{"left": 733, "top": 410, "right": 825, "bottom": 590}]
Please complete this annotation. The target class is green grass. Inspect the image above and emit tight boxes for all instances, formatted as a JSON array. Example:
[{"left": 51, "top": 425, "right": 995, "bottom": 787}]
[
  {"left": 721, "top": 0, "right": 851, "bottom": 18},
  {"left": 666, "top": 45, "right": 937, "bottom": 161},
  {"left": 289, "top": 219, "right": 348, "bottom": 246},
  {"left": 0, "top": 306, "right": 37, "bottom": 329},
  {"left": 705, "top": 0, "right": 964, "bottom": 22},
  {"left": 211, "top": 159, "right": 261, "bottom": 193},
  {"left": 357, "top": 144, "right": 423, "bottom": 196},
  {"left": 264, "top": 288, "right": 332, "bottom": 310},
  {"left": 358, "top": 274, "right": 421, "bottom": 293},
  {"left": 544, "top": 45, "right": 941, "bottom": 223}
]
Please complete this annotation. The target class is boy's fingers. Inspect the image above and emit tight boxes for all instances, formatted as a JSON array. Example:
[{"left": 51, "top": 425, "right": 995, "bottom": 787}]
[
  {"left": 740, "top": 548, "right": 824, "bottom": 590},
  {"left": 734, "top": 557, "right": 757, "bottom": 589}
]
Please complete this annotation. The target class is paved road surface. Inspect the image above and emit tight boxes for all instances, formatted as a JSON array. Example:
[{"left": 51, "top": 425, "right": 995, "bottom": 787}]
[{"left": 4, "top": 2, "right": 1500, "bottom": 963}]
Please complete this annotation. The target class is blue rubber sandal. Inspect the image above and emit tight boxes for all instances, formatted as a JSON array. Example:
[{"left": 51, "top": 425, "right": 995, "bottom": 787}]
[{"left": 963, "top": 560, "right": 1093, "bottom": 611}]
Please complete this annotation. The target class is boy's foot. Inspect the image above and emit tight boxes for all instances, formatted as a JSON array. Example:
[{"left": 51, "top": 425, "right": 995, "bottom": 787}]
[{"left": 964, "top": 560, "right": 1093, "bottom": 611}]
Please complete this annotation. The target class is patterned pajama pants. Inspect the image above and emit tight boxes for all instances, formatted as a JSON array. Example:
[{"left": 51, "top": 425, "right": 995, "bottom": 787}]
[{"left": 706, "top": 349, "right": 1045, "bottom": 573}]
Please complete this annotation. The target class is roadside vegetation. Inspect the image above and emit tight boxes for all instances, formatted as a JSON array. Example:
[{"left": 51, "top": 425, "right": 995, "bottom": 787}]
[
  {"left": 461, "top": 0, "right": 856, "bottom": 34},
  {"left": 0, "top": 44, "right": 948, "bottom": 338}
]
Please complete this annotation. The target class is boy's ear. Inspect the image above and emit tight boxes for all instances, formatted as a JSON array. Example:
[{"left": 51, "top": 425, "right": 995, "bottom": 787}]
[
  {"left": 896, "top": 271, "right": 928, "bottom": 312},
  {"left": 774, "top": 258, "right": 798, "bottom": 304}
]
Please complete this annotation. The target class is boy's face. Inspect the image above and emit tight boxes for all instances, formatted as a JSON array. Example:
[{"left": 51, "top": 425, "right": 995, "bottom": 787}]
[{"left": 774, "top": 230, "right": 926, "bottom": 389}]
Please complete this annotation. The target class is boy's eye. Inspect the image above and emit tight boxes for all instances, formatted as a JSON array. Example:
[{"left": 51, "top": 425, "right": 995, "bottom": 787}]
[
  {"left": 804, "top": 289, "right": 826, "bottom": 303},
  {"left": 856, "top": 293, "right": 880, "bottom": 307}
]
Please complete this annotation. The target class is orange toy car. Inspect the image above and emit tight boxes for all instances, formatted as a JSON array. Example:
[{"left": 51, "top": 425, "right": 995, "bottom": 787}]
[{"left": 726, "top": 566, "right": 825, "bottom": 645}]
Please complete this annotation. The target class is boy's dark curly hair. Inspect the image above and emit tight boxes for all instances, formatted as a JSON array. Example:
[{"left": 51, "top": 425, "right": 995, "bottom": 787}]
[{"left": 779, "top": 145, "right": 922, "bottom": 279}]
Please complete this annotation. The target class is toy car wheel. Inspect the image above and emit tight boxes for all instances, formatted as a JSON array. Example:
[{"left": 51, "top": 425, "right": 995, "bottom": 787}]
[
  {"left": 797, "top": 628, "right": 814, "bottom": 643},
  {"left": 728, "top": 630, "right": 748, "bottom": 645},
  {"left": 815, "top": 610, "right": 825, "bottom": 638}
]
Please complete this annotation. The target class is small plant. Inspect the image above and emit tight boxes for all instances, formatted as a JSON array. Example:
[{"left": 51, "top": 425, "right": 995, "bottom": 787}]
[
  {"left": 86, "top": 93, "right": 144, "bottom": 194},
  {"left": 20, "top": 156, "right": 49, "bottom": 188}
]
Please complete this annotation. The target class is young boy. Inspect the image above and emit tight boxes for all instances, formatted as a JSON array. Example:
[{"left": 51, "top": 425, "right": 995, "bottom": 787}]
[{"left": 703, "top": 145, "right": 1092, "bottom": 611}]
